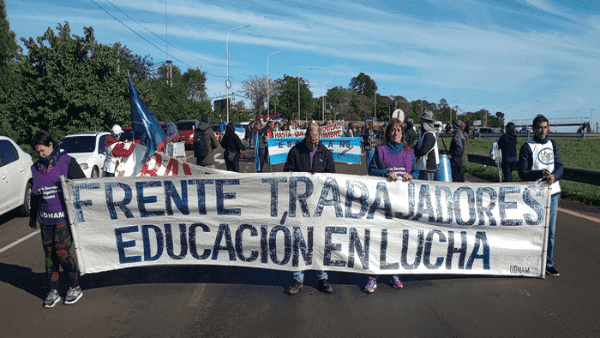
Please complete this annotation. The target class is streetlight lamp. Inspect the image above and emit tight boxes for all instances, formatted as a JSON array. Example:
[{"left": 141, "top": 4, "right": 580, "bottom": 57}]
[
  {"left": 226, "top": 24, "right": 249, "bottom": 123},
  {"left": 267, "top": 50, "right": 283, "bottom": 120},
  {"left": 322, "top": 81, "right": 332, "bottom": 122},
  {"left": 297, "top": 68, "right": 312, "bottom": 122}
]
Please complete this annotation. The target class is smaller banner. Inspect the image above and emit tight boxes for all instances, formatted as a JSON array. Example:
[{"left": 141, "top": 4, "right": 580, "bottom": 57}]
[
  {"left": 268, "top": 137, "right": 362, "bottom": 164},
  {"left": 272, "top": 122, "right": 344, "bottom": 139}
]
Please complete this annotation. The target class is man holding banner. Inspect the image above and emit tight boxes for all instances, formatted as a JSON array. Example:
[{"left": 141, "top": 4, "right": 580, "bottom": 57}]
[
  {"left": 518, "top": 114, "right": 564, "bottom": 277},
  {"left": 284, "top": 123, "right": 335, "bottom": 294}
]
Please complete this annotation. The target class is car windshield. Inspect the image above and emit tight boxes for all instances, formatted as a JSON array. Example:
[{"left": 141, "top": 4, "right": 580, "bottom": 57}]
[
  {"left": 59, "top": 136, "right": 96, "bottom": 153},
  {"left": 177, "top": 122, "right": 195, "bottom": 131}
]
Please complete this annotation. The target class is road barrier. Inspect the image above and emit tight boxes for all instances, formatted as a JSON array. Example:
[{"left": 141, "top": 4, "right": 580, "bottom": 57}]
[{"left": 467, "top": 154, "right": 600, "bottom": 186}]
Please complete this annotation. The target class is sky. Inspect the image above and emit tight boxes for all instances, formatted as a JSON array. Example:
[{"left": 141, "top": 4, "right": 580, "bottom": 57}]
[{"left": 6, "top": 0, "right": 600, "bottom": 126}]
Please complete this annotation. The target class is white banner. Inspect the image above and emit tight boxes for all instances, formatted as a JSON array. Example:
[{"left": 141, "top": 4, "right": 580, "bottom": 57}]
[
  {"left": 272, "top": 122, "right": 344, "bottom": 139},
  {"left": 63, "top": 173, "right": 551, "bottom": 277},
  {"left": 267, "top": 137, "right": 362, "bottom": 164}
]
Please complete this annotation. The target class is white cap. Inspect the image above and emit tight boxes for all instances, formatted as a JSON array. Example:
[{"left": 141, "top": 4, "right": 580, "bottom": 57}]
[{"left": 112, "top": 124, "right": 123, "bottom": 135}]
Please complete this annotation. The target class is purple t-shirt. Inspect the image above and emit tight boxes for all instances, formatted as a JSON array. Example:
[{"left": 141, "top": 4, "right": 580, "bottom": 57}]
[
  {"left": 376, "top": 144, "right": 414, "bottom": 175},
  {"left": 31, "top": 154, "right": 71, "bottom": 225}
]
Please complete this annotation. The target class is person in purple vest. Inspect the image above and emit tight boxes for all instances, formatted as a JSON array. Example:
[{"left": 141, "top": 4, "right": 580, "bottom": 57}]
[
  {"left": 365, "top": 118, "right": 416, "bottom": 293},
  {"left": 29, "top": 130, "right": 86, "bottom": 308}
]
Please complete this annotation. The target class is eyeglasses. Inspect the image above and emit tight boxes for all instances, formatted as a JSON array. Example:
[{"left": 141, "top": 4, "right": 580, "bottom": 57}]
[{"left": 307, "top": 141, "right": 319, "bottom": 146}]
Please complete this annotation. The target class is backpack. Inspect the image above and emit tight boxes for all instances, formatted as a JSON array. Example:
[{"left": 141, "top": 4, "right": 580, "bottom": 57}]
[
  {"left": 193, "top": 128, "right": 210, "bottom": 159},
  {"left": 490, "top": 139, "right": 502, "bottom": 166}
]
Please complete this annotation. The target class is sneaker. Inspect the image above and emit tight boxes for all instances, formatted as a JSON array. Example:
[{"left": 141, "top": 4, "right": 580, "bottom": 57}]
[
  {"left": 390, "top": 275, "right": 404, "bottom": 289},
  {"left": 546, "top": 266, "right": 560, "bottom": 277},
  {"left": 288, "top": 279, "right": 303, "bottom": 295},
  {"left": 364, "top": 277, "right": 377, "bottom": 293},
  {"left": 317, "top": 279, "right": 333, "bottom": 293},
  {"left": 43, "top": 289, "right": 61, "bottom": 309},
  {"left": 64, "top": 286, "right": 83, "bottom": 305}
]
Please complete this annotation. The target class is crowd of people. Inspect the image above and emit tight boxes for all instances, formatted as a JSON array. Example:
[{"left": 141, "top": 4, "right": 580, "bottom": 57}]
[{"left": 27, "top": 112, "right": 562, "bottom": 308}]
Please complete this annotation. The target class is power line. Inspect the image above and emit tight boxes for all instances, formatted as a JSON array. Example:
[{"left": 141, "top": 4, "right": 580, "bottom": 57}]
[
  {"left": 91, "top": 0, "right": 226, "bottom": 81},
  {"left": 103, "top": 0, "right": 219, "bottom": 68},
  {"left": 90, "top": 0, "right": 194, "bottom": 69}
]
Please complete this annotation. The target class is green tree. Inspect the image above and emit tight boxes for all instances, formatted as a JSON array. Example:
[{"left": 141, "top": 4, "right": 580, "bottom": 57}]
[
  {"left": 271, "top": 75, "right": 313, "bottom": 121},
  {"left": 0, "top": 0, "right": 22, "bottom": 141},
  {"left": 349, "top": 72, "right": 377, "bottom": 97},
  {"left": 19, "top": 23, "right": 129, "bottom": 139}
]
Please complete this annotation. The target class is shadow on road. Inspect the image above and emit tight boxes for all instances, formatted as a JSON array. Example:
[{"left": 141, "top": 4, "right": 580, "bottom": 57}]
[{"left": 1, "top": 260, "right": 521, "bottom": 300}]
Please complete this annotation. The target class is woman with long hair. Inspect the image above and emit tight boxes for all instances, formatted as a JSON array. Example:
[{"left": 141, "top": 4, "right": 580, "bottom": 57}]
[
  {"left": 220, "top": 122, "right": 246, "bottom": 172},
  {"left": 365, "top": 118, "right": 416, "bottom": 293}
]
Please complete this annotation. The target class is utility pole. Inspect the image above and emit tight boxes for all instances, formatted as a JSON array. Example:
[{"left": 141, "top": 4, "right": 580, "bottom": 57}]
[{"left": 166, "top": 60, "right": 173, "bottom": 86}]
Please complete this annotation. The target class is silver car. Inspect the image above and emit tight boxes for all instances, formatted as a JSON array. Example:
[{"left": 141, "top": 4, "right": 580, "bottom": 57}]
[{"left": 0, "top": 136, "right": 34, "bottom": 216}]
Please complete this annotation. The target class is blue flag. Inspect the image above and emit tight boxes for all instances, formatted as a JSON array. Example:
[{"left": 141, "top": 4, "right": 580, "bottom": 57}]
[{"left": 128, "top": 78, "right": 166, "bottom": 161}]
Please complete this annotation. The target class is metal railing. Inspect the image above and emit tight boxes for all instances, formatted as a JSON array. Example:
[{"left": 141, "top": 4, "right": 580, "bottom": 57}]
[{"left": 467, "top": 154, "right": 600, "bottom": 186}]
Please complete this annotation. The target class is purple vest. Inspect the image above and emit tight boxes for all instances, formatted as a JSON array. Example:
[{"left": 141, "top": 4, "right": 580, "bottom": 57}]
[
  {"left": 376, "top": 144, "right": 414, "bottom": 175},
  {"left": 31, "top": 154, "right": 71, "bottom": 225}
]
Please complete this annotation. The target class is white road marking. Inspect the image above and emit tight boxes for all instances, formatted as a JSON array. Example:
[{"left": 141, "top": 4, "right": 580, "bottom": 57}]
[
  {"left": 0, "top": 229, "right": 40, "bottom": 254},
  {"left": 187, "top": 283, "right": 207, "bottom": 308}
]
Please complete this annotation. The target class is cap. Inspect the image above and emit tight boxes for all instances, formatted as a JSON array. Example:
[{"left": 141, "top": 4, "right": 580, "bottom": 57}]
[{"left": 112, "top": 124, "right": 123, "bottom": 135}]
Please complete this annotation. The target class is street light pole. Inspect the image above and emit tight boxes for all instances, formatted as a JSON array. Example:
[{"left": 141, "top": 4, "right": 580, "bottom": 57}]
[
  {"left": 267, "top": 51, "right": 283, "bottom": 120},
  {"left": 226, "top": 24, "right": 249, "bottom": 123},
  {"left": 322, "top": 81, "right": 332, "bottom": 122},
  {"left": 297, "top": 68, "right": 312, "bottom": 122}
]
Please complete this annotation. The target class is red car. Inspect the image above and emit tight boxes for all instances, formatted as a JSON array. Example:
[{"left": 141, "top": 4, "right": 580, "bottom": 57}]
[{"left": 177, "top": 119, "right": 199, "bottom": 146}]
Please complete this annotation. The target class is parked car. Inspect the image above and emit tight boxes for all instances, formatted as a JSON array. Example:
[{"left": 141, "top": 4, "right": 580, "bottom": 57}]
[
  {"left": 58, "top": 131, "right": 110, "bottom": 178},
  {"left": 519, "top": 126, "right": 533, "bottom": 134},
  {"left": 472, "top": 127, "right": 501, "bottom": 138},
  {"left": 0, "top": 136, "right": 33, "bottom": 216},
  {"left": 177, "top": 119, "right": 199, "bottom": 147}
]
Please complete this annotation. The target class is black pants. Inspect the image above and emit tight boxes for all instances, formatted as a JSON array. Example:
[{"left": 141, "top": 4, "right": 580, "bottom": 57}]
[
  {"left": 225, "top": 151, "right": 240, "bottom": 172},
  {"left": 450, "top": 158, "right": 464, "bottom": 182},
  {"left": 501, "top": 161, "right": 517, "bottom": 182}
]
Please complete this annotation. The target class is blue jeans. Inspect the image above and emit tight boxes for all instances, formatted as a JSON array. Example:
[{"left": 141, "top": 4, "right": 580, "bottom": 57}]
[
  {"left": 293, "top": 270, "right": 328, "bottom": 283},
  {"left": 547, "top": 193, "right": 559, "bottom": 268},
  {"left": 365, "top": 149, "right": 374, "bottom": 168},
  {"left": 501, "top": 161, "right": 517, "bottom": 182}
]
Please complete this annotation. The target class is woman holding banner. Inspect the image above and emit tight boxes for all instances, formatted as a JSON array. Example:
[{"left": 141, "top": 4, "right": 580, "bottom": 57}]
[
  {"left": 221, "top": 122, "right": 246, "bottom": 172},
  {"left": 366, "top": 118, "right": 416, "bottom": 293},
  {"left": 29, "top": 130, "right": 86, "bottom": 308}
]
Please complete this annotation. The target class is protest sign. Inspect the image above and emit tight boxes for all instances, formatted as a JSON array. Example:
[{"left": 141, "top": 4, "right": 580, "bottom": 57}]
[
  {"left": 63, "top": 173, "right": 551, "bottom": 278},
  {"left": 272, "top": 122, "right": 344, "bottom": 139},
  {"left": 267, "top": 137, "right": 361, "bottom": 164}
]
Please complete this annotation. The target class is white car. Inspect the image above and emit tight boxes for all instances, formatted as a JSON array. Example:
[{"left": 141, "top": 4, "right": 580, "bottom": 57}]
[
  {"left": 0, "top": 136, "right": 34, "bottom": 216},
  {"left": 58, "top": 131, "right": 110, "bottom": 178}
]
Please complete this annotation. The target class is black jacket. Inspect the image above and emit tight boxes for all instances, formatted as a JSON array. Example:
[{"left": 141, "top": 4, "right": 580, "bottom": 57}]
[
  {"left": 414, "top": 131, "right": 438, "bottom": 171},
  {"left": 221, "top": 130, "right": 246, "bottom": 155},
  {"left": 283, "top": 140, "right": 336, "bottom": 173},
  {"left": 405, "top": 127, "right": 418, "bottom": 149}
]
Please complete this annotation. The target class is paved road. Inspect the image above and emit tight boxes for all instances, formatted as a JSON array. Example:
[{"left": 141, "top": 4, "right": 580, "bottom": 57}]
[{"left": 1, "top": 148, "right": 599, "bottom": 338}]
